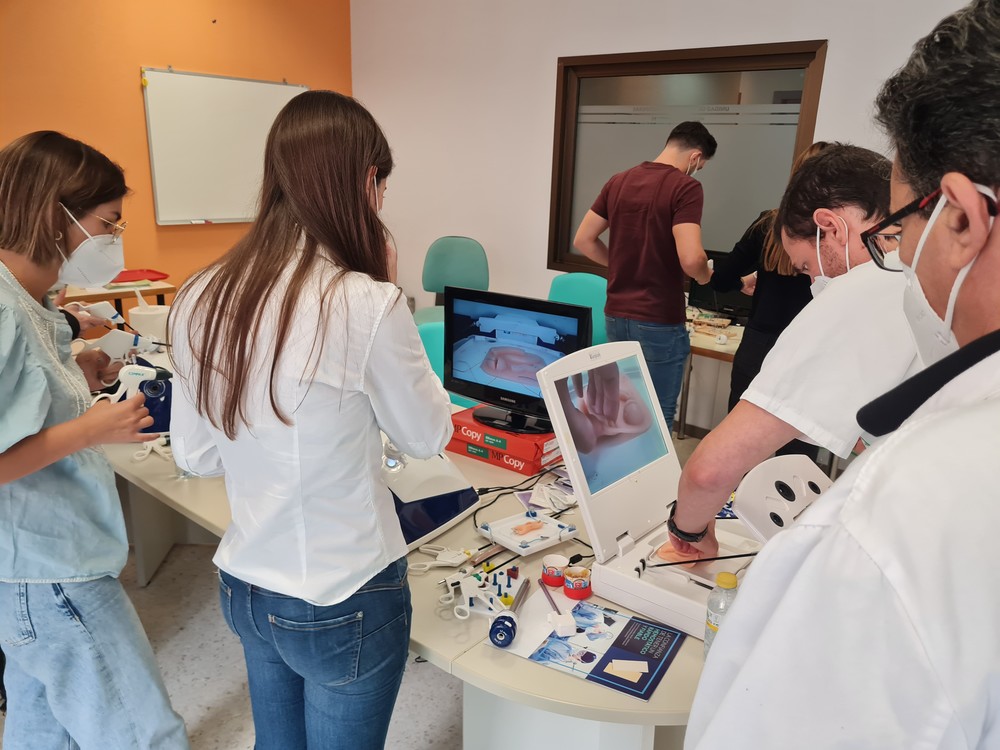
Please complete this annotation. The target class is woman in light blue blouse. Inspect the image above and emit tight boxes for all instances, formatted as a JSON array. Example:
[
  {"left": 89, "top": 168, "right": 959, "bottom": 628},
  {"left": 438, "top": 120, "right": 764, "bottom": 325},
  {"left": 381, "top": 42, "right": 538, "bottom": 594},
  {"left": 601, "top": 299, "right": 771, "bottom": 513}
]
[{"left": 0, "top": 132, "right": 188, "bottom": 749}]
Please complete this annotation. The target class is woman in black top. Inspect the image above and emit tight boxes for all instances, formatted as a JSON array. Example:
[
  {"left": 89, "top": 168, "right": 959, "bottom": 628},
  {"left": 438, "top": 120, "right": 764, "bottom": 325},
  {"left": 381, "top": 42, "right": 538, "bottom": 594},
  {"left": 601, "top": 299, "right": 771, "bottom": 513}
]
[
  {"left": 708, "top": 143, "right": 830, "bottom": 458},
  {"left": 710, "top": 212, "right": 812, "bottom": 407}
]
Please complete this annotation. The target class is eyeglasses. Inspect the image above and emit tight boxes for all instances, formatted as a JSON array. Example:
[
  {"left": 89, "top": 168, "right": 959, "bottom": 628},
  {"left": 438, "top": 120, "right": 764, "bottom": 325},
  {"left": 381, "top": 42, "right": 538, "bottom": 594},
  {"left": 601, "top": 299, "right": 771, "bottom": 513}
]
[
  {"left": 90, "top": 213, "right": 128, "bottom": 242},
  {"left": 860, "top": 189, "right": 941, "bottom": 271},
  {"left": 861, "top": 186, "right": 999, "bottom": 271}
]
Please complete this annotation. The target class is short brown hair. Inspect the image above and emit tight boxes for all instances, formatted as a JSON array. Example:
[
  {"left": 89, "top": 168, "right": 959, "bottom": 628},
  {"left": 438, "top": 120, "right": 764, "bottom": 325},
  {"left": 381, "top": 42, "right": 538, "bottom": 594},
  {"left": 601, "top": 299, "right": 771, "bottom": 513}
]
[
  {"left": 761, "top": 141, "right": 832, "bottom": 275},
  {"left": 775, "top": 144, "right": 891, "bottom": 242},
  {"left": 0, "top": 131, "right": 127, "bottom": 267}
]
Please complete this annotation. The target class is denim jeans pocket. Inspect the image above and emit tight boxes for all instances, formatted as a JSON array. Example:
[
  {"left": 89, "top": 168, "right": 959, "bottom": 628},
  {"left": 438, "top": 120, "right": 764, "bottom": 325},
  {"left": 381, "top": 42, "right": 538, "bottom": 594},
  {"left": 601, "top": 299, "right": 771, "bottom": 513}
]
[
  {"left": 0, "top": 583, "right": 36, "bottom": 646},
  {"left": 218, "top": 572, "right": 239, "bottom": 638},
  {"left": 269, "top": 610, "right": 364, "bottom": 687}
]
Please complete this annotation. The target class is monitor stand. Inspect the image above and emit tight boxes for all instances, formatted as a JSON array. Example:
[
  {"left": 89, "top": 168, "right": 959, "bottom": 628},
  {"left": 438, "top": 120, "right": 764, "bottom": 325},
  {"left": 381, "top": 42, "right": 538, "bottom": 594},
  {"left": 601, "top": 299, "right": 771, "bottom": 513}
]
[{"left": 472, "top": 405, "right": 552, "bottom": 435}]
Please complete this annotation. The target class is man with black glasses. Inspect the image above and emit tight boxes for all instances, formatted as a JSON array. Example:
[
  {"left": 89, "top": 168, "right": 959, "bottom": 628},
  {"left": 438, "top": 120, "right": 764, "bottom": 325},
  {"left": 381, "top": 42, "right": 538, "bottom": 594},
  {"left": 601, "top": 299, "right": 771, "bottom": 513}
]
[
  {"left": 685, "top": 2, "right": 1000, "bottom": 746},
  {"left": 668, "top": 145, "right": 916, "bottom": 556}
]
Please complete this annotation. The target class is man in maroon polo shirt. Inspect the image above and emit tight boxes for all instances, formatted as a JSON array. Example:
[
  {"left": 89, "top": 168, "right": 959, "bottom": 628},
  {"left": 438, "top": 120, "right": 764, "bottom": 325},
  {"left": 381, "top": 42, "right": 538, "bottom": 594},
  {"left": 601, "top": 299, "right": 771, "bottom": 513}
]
[{"left": 574, "top": 121, "right": 717, "bottom": 430}]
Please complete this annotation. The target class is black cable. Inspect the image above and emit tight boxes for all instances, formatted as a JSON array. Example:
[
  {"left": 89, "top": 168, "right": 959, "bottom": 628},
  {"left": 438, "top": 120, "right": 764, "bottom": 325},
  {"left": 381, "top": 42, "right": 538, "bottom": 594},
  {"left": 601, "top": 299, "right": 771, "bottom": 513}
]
[{"left": 471, "top": 464, "right": 564, "bottom": 530}]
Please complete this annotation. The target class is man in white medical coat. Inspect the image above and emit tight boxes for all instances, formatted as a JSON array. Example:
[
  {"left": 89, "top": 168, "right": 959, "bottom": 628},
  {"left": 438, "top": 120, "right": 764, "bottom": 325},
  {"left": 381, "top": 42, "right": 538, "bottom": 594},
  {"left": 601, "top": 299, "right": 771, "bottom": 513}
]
[
  {"left": 669, "top": 146, "right": 915, "bottom": 555},
  {"left": 685, "top": 1, "right": 1000, "bottom": 746}
]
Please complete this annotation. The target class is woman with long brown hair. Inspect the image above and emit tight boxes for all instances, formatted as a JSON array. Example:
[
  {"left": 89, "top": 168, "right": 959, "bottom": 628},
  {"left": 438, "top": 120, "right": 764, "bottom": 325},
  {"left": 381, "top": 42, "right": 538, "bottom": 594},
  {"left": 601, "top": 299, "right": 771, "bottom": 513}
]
[
  {"left": 0, "top": 131, "right": 188, "bottom": 748},
  {"left": 169, "top": 90, "right": 453, "bottom": 749}
]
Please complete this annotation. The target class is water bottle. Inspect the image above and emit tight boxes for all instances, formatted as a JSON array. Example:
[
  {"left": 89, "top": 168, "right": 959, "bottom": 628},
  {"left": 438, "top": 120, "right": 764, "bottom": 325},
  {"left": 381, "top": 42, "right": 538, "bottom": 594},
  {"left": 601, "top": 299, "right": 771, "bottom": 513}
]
[{"left": 704, "top": 572, "right": 738, "bottom": 658}]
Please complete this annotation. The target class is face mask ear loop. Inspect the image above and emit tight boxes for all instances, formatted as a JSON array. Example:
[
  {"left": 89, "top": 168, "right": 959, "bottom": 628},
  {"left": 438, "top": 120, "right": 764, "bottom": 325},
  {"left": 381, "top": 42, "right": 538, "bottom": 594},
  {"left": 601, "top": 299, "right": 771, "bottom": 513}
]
[
  {"left": 939, "top": 184, "right": 1000, "bottom": 333},
  {"left": 815, "top": 226, "right": 826, "bottom": 278},
  {"left": 910, "top": 194, "right": 949, "bottom": 274},
  {"left": 59, "top": 203, "right": 95, "bottom": 240},
  {"left": 941, "top": 261, "right": 974, "bottom": 335},
  {"left": 838, "top": 216, "right": 851, "bottom": 273}
]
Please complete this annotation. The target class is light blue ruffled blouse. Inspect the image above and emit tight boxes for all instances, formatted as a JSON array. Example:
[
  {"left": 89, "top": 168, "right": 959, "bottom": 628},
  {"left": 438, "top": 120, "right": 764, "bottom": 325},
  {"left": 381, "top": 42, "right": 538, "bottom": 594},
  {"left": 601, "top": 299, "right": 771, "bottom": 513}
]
[{"left": 0, "top": 262, "right": 127, "bottom": 582}]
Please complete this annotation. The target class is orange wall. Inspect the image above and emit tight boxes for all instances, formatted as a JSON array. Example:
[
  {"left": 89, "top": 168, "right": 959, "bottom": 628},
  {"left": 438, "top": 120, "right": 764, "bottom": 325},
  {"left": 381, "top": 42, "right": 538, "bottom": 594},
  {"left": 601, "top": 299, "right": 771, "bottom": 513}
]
[{"left": 0, "top": 0, "right": 352, "bottom": 289}]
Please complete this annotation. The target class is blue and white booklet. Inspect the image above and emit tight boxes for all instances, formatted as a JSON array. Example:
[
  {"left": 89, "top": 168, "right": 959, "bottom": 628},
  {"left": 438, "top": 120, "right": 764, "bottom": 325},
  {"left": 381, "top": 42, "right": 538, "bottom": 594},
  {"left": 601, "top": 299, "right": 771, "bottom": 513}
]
[{"left": 504, "top": 593, "right": 686, "bottom": 701}]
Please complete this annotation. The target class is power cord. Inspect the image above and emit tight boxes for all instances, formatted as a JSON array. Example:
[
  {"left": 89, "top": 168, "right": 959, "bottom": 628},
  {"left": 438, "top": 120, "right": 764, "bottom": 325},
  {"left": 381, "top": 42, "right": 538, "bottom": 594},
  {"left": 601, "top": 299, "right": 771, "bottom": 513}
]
[{"left": 471, "top": 464, "right": 565, "bottom": 530}]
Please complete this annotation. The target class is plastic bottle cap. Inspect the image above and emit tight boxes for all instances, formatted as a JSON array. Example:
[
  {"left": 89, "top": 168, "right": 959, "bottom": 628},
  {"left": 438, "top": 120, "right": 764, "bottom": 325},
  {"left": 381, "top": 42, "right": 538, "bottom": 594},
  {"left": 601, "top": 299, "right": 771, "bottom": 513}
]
[{"left": 715, "top": 572, "right": 738, "bottom": 589}]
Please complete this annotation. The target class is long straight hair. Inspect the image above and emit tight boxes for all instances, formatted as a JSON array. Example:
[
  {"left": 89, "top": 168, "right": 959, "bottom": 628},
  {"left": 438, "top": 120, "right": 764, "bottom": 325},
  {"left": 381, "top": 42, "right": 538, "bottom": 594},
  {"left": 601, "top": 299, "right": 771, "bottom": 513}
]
[
  {"left": 761, "top": 141, "right": 831, "bottom": 275},
  {"left": 172, "top": 91, "right": 394, "bottom": 439}
]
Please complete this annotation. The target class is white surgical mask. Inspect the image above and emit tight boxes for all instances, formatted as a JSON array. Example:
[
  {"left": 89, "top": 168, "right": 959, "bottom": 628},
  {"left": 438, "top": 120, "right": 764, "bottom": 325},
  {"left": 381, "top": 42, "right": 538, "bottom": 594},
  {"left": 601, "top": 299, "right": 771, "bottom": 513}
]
[
  {"left": 901, "top": 184, "right": 997, "bottom": 366},
  {"left": 58, "top": 205, "right": 125, "bottom": 287},
  {"left": 687, "top": 157, "right": 700, "bottom": 177}
]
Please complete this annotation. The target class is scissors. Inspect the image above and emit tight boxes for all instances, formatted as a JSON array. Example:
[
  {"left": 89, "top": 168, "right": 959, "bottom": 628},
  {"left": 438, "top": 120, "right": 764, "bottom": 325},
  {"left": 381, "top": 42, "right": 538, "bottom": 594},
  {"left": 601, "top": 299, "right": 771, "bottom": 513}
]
[
  {"left": 409, "top": 545, "right": 471, "bottom": 574},
  {"left": 133, "top": 435, "right": 172, "bottom": 462}
]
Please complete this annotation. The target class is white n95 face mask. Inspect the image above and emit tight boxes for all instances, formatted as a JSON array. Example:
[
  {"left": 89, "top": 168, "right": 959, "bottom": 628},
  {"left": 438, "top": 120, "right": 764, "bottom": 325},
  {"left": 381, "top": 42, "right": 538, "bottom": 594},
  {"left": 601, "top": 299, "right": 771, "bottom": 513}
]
[
  {"left": 901, "top": 184, "right": 997, "bottom": 366},
  {"left": 58, "top": 205, "right": 125, "bottom": 287}
]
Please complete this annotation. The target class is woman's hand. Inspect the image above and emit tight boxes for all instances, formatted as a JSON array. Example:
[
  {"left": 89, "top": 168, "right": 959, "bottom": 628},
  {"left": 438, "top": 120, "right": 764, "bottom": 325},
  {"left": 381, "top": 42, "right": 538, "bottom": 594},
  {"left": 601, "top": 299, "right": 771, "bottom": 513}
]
[
  {"left": 74, "top": 349, "right": 123, "bottom": 392},
  {"left": 54, "top": 290, "right": 107, "bottom": 333},
  {"left": 740, "top": 272, "right": 757, "bottom": 296},
  {"left": 80, "top": 393, "right": 157, "bottom": 445}
]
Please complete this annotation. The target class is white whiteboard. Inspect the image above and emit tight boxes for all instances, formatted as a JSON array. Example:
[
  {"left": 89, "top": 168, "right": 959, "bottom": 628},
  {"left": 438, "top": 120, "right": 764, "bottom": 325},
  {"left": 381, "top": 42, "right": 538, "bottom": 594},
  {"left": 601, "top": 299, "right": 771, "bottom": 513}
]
[{"left": 141, "top": 67, "right": 308, "bottom": 225}]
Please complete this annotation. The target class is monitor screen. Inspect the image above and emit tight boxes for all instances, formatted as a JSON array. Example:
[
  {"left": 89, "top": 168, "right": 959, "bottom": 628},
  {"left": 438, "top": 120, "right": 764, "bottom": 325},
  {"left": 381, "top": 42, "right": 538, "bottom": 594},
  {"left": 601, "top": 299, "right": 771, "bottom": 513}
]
[
  {"left": 687, "top": 250, "right": 752, "bottom": 322},
  {"left": 537, "top": 341, "right": 683, "bottom": 563},
  {"left": 444, "top": 287, "right": 592, "bottom": 433},
  {"left": 551, "top": 353, "right": 668, "bottom": 495}
]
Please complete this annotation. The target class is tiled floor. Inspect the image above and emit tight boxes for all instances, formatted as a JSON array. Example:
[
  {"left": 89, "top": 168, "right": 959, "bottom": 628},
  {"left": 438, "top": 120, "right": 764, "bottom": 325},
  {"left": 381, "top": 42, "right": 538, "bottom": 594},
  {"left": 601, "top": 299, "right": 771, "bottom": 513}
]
[
  {"left": 0, "top": 544, "right": 464, "bottom": 750},
  {"left": 1, "top": 436, "right": 701, "bottom": 749}
]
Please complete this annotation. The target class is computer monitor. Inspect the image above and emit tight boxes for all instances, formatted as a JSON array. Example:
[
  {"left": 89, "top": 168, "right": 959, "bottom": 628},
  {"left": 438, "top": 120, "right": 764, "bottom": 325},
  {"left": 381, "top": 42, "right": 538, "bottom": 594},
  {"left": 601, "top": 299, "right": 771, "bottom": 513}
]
[
  {"left": 687, "top": 249, "right": 752, "bottom": 323},
  {"left": 444, "top": 286, "right": 592, "bottom": 434}
]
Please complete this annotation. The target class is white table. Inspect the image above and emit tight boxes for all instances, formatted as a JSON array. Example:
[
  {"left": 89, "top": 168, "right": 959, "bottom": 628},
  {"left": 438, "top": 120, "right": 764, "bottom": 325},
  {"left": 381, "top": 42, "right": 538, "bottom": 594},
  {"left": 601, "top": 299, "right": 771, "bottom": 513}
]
[{"left": 108, "top": 446, "right": 702, "bottom": 750}]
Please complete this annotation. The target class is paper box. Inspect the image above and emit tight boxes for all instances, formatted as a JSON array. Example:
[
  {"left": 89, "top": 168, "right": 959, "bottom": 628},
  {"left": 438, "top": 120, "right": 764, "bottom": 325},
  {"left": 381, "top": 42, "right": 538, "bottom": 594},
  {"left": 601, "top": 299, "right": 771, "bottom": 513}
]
[
  {"left": 446, "top": 436, "right": 561, "bottom": 476},
  {"left": 450, "top": 407, "right": 559, "bottom": 462}
]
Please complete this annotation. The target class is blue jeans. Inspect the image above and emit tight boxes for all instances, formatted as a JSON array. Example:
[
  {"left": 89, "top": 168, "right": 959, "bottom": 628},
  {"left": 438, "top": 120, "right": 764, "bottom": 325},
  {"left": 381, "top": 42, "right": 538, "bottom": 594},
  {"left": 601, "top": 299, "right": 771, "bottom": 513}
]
[
  {"left": 605, "top": 315, "right": 690, "bottom": 432},
  {"left": 0, "top": 577, "right": 189, "bottom": 750},
  {"left": 219, "top": 558, "right": 412, "bottom": 750}
]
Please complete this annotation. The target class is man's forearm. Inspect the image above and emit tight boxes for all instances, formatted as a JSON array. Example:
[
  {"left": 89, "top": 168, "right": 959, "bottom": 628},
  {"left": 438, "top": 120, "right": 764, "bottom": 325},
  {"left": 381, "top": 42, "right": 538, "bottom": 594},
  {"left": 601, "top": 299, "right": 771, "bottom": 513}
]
[
  {"left": 674, "top": 401, "right": 803, "bottom": 533},
  {"left": 575, "top": 238, "right": 609, "bottom": 266}
]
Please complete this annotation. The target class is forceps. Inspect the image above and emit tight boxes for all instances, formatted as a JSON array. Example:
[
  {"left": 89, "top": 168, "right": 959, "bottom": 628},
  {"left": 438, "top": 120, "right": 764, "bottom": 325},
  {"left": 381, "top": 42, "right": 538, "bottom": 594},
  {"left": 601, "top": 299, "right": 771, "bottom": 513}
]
[{"left": 409, "top": 545, "right": 471, "bottom": 573}]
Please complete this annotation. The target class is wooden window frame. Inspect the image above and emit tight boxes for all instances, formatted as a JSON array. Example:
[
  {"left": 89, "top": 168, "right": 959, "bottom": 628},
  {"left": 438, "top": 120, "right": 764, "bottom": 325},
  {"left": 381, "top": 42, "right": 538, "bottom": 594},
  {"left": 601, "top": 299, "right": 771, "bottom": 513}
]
[{"left": 547, "top": 41, "right": 828, "bottom": 273}]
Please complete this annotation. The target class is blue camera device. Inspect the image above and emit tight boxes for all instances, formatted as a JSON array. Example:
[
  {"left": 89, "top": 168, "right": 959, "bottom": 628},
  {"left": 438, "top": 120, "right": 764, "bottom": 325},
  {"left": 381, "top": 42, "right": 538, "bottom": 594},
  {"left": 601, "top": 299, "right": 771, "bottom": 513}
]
[{"left": 103, "top": 357, "right": 172, "bottom": 434}]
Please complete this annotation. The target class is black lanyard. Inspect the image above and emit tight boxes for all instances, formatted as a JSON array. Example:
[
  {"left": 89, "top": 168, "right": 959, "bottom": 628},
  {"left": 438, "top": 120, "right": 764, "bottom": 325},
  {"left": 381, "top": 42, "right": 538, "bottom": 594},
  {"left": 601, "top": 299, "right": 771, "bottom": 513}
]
[{"left": 857, "top": 329, "right": 1000, "bottom": 438}]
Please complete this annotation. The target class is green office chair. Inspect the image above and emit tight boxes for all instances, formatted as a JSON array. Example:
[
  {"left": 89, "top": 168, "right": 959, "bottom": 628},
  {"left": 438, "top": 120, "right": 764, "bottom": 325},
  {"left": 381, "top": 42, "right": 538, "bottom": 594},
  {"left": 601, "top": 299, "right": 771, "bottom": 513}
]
[
  {"left": 547, "top": 272, "right": 608, "bottom": 345},
  {"left": 412, "top": 236, "right": 489, "bottom": 326},
  {"left": 416, "top": 320, "right": 479, "bottom": 408}
]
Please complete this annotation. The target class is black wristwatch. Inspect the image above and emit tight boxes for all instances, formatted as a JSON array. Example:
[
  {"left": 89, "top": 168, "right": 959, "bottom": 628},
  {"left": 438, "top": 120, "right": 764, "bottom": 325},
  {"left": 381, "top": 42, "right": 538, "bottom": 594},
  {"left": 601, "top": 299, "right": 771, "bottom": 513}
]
[{"left": 667, "top": 501, "right": 708, "bottom": 543}]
